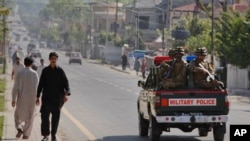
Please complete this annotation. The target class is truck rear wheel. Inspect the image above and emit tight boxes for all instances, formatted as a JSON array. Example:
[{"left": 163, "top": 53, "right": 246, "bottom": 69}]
[
  {"left": 213, "top": 123, "right": 226, "bottom": 141},
  {"left": 198, "top": 127, "right": 208, "bottom": 137},
  {"left": 138, "top": 114, "right": 149, "bottom": 136},
  {"left": 149, "top": 115, "right": 161, "bottom": 141}
]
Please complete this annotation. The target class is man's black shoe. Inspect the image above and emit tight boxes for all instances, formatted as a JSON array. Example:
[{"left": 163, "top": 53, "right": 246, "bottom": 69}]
[
  {"left": 41, "top": 136, "right": 49, "bottom": 141},
  {"left": 51, "top": 136, "right": 57, "bottom": 141}
]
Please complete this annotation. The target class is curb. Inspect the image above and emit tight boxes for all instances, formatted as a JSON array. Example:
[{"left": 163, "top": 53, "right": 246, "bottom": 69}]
[
  {"left": 110, "top": 66, "right": 130, "bottom": 74},
  {"left": 85, "top": 60, "right": 103, "bottom": 65}
]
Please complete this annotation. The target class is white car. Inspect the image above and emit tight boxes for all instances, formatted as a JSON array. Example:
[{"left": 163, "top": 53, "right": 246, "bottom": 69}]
[{"left": 69, "top": 52, "right": 82, "bottom": 65}]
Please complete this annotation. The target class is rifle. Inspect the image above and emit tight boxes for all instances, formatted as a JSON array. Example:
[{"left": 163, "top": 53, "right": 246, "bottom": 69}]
[
  {"left": 199, "top": 63, "right": 223, "bottom": 90},
  {"left": 163, "top": 59, "right": 176, "bottom": 79},
  {"left": 198, "top": 63, "right": 215, "bottom": 81}
]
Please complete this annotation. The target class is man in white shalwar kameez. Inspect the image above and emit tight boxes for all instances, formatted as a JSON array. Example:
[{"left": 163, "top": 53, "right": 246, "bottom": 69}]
[
  {"left": 12, "top": 57, "right": 39, "bottom": 139},
  {"left": 37, "top": 58, "right": 45, "bottom": 77},
  {"left": 12, "top": 57, "right": 24, "bottom": 80}
]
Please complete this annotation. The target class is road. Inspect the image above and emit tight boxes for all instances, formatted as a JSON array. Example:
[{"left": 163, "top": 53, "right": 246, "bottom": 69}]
[
  {"left": 9, "top": 9, "right": 250, "bottom": 141},
  {"left": 12, "top": 43, "right": 250, "bottom": 141}
]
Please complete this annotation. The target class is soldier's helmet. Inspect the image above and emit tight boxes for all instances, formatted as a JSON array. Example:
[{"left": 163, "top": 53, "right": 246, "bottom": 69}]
[
  {"left": 175, "top": 46, "right": 185, "bottom": 55},
  {"left": 168, "top": 48, "right": 175, "bottom": 56},
  {"left": 195, "top": 47, "right": 207, "bottom": 56}
]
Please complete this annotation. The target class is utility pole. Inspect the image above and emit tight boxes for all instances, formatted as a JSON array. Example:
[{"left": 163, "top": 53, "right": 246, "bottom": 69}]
[
  {"left": 114, "top": 0, "right": 118, "bottom": 38},
  {"left": 105, "top": 1, "right": 109, "bottom": 47},
  {"left": 2, "top": 0, "right": 6, "bottom": 74},
  {"left": 137, "top": 13, "right": 139, "bottom": 50},
  {"left": 166, "top": 0, "right": 172, "bottom": 30},
  {"left": 133, "top": 0, "right": 136, "bottom": 49},
  {"left": 162, "top": 10, "right": 165, "bottom": 56},
  {"left": 211, "top": 0, "right": 215, "bottom": 68}
]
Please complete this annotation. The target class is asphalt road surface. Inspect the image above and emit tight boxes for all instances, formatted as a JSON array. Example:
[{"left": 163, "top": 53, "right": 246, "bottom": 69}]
[
  {"left": 16, "top": 45, "right": 250, "bottom": 141},
  {"left": 10, "top": 12, "right": 250, "bottom": 141}
]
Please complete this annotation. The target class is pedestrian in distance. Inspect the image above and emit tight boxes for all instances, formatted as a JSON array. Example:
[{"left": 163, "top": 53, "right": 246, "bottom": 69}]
[
  {"left": 37, "top": 58, "right": 45, "bottom": 77},
  {"left": 12, "top": 57, "right": 39, "bottom": 139},
  {"left": 36, "top": 52, "right": 71, "bottom": 141},
  {"left": 134, "top": 57, "right": 141, "bottom": 76},
  {"left": 12, "top": 56, "right": 24, "bottom": 81},
  {"left": 121, "top": 54, "right": 127, "bottom": 71},
  {"left": 12, "top": 49, "right": 18, "bottom": 64},
  {"left": 141, "top": 57, "right": 147, "bottom": 79}
]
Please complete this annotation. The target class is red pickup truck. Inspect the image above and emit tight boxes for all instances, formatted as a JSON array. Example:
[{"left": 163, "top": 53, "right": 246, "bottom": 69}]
[{"left": 137, "top": 57, "right": 229, "bottom": 141}]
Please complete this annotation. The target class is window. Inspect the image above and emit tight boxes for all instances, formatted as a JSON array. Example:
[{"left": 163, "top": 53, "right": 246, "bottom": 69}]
[{"left": 138, "top": 16, "right": 149, "bottom": 29}]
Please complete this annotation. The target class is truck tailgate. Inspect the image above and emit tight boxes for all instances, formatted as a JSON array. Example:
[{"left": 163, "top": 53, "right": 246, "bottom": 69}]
[{"left": 158, "top": 90, "right": 228, "bottom": 114}]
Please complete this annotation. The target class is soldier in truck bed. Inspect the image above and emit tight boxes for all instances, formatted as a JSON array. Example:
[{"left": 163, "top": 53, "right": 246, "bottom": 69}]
[
  {"left": 189, "top": 47, "right": 224, "bottom": 89},
  {"left": 161, "top": 47, "right": 187, "bottom": 89},
  {"left": 159, "top": 48, "right": 175, "bottom": 78}
]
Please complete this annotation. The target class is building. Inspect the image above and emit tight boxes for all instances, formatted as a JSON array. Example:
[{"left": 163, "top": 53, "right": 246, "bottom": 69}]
[
  {"left": 125, "top": 0, "right": 161, "bottom": 30},
  {"left": 92, "top": 2, "right": 125, "bottom": 33}
]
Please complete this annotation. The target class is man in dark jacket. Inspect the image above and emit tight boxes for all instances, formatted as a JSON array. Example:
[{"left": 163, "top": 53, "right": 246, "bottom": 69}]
[
  {"left": 121, "top": 54, "right": 127, "bottom": 70},
  {"left": 36, "top": 52, "right": 70, "bottom": 141}
]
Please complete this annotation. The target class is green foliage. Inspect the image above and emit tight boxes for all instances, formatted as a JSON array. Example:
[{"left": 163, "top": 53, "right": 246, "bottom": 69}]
[
  {"left": 41, "top": 27, "right": 59, "bottom": 42},
  {"left": 0, "top": 96, "right": 4, "bottom": 112},
  {"left": 216, "top": 11, "right": 250, "bottom": 68},
  {"left": 187, "top": 34, "right": 211, "bottom": 52},
  {"left": 99, "top": 30, "right": 113, "bottom": 45},
  {"left": 113, "top": 35, "right": 125, "bottom": 47},
  {"left": 43, "top": 0, "right": 86, "bottom": 21},
  {"left": 184, "top": 16, "right": 212, "bottom": 52},
  {"left": 0, "top": 79, "right": 6, "bottom": 93},
  {"left": 0, "top": 116, "right": 4, "bottom": 140}
]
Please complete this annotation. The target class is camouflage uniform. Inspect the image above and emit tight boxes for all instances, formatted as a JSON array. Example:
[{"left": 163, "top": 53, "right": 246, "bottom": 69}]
[
  {"left": 162, "top": 47, "right": 187, "bottom": 89},
  {"left": 159, "top": 48, "right": 175, "bottom": 78},
  {"left": 189, "top": 47, "right": 224, "bottom": 89}
]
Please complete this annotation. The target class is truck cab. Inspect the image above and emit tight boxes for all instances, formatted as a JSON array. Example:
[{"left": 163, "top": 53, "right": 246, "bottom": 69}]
[{"left": 137, "top": 56, "right": 229, "bottom": 141}]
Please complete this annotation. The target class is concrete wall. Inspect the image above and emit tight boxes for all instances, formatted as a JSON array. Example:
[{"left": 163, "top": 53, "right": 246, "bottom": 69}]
[
  {"left": 100, "top": 43, "right": 122, "bottom": 65},
  {"left": 227, "top": 64, "right": 250, "bottom": 89}
]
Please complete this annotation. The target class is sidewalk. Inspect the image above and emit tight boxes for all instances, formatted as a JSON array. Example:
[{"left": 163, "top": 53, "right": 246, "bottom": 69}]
[
  {"left": 110, "top": 65, "right": 148, "bottom": 79},
  {"left": 1, "top": 62, "right": 61, "bottom": 141},
  {"left": 228, "top": 88, "right": 250, "bottom": 96}
]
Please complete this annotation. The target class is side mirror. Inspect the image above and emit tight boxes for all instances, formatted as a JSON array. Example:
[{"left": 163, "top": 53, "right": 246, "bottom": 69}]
[{"left": 138, "top": 80, "right": 145, "bottom": 88}]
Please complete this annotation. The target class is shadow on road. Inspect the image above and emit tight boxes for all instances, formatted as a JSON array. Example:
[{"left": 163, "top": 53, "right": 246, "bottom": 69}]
[
  {"left": 90, "top": 135, "right": 203, "bottom": 141},
  {"left": 1, "top": 138, "right": 18, "bottom": 140}
]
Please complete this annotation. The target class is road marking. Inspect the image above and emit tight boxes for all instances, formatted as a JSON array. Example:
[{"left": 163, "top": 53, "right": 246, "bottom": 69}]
[
  {"left": 126, "top": 89, "right": 132, "bottom": 92},
  {"left": 134, "top": 92, "right": 139, "bottom": 95},
  {"left": 62, "top": 108, "right": 97, "bottom": 140}
]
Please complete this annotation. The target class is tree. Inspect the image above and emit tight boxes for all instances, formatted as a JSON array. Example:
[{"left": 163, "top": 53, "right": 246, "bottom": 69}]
[
  {"left": 216, "top": 10, "right": 250, "bottom": 68},
  {"left": 184, "top": 16, "right": 212, "bottom": 52},
  {"left": 40, "top": 26, "right": 60, "bottom": 42}
]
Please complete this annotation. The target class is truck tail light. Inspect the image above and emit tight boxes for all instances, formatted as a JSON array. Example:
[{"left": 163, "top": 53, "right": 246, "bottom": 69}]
[
  {"left": 225, "top": 95, "right": 230, "bottom": 107},
  {"left": 161, "top": 98, "right": 168, "bottom": 107}
]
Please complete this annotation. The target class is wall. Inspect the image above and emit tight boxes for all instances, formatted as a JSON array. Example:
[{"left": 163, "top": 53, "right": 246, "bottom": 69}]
[
  {"left": 227, "top": 64, "right": 250, "bottom": 89},
  {"left": 100, "top": 43, "right": 122, "bottom": 65}
]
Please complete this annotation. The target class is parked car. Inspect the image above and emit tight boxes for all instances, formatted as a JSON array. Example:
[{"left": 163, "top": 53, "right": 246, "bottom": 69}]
[
  {"left": 39, "top": 41, "right": 47, "bottom": 48},
  {"left": 29, "top": 49, "right": 42, "bottom": 58},
  {"left": 69, "top": 52, "right": 82, "bottom": 65},
  {"left": 23, "top": 36, "right": 28, "bottom": 41},
  {"left": 27, "top": 43, "right": 36, "bottom": 54}
]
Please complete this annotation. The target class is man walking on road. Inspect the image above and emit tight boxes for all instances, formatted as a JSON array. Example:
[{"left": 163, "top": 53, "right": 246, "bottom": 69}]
[
  {"left": 12, "top": 57, "right": 39, "bottom": 139},
  {"left": 37, "top": 58, "right": 45, "bottom": 77},
  {"left": 36, "top": 52, "right": 71, "bottom": 141},
  {"left": 11, "top": 56, "right": 24, "bottom": 81}
]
